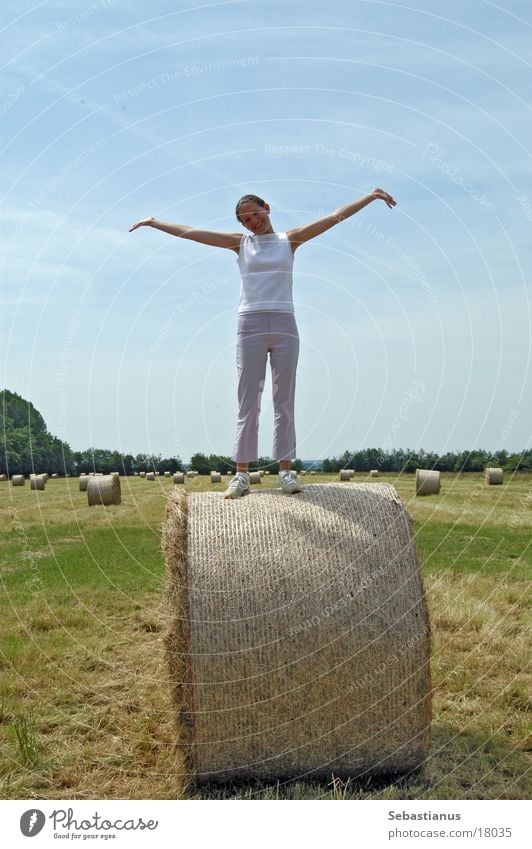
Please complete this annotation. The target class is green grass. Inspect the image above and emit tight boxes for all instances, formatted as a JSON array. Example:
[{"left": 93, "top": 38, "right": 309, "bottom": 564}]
[{"left": 0, "top": 473, "right": 530, "bottom": 799}]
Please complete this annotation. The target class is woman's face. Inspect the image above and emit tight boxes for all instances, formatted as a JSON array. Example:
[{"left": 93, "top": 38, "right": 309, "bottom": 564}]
[{"left": 237, "top": 200, "right": 272, "bottom": 233}]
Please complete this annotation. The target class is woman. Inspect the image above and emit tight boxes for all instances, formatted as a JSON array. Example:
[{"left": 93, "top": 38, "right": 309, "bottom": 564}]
[{"left": 129, "top": 187, "right": 396, "bottom": 498}]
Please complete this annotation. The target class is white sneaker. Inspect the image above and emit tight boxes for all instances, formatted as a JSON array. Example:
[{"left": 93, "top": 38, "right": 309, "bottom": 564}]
[
  {"left": 278, "top": 470, "right": 302, "bottom": 494},
  {"left": 224, "top": 473, "right": 250, "bottom": 499}
]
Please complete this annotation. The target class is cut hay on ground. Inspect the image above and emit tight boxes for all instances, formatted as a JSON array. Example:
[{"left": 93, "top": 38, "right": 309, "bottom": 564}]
[{"left": 163, "top": 483, "right": 431, "bottom": 785}]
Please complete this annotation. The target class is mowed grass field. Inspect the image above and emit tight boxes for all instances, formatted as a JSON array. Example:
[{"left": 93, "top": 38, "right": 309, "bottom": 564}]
[{"left": 0, "top": 471, "right": 530, "bottom": 800}]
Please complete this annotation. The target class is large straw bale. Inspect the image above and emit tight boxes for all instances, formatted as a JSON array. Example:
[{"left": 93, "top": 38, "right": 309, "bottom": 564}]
[
  {"left": 415, "top": 469, "right": 440, "bottom": 496},
  {"left": 370, "top": 470, "right": 379, "bottom": 478},
  {"left": 0, "top": 474, "right": 7, "bottom": 481},
  {"left": 210, "top": 471, "right": 221, "bottom": 483},
  {"left": 11, "top": 475, "right": 25, "bottom": 486},
  {"left": 79, "top": 475, "right": 90, "bottom": 492},
  {"left": 164, "top": 483, "right": 431, "bottom": 785},
  {"left": 139, "top": 471, "right": 146, "bottom": 478},
  {"left": 339, "top": 469, "right": 354, "bottom": 481},
  {"left": 249, "top": 471, "right": 261, "bottom": 484},
  {"left": 87, "top": 474, "right": 121, "bottom": 506},
  {"left": 30, "top": 475, "right": 46, "bottom": 491},
  {"left": 485, "top": 467, "right": 503, "bottom": 486},
  {"left": 146, "top": 472, "right": 156, "bottom": 481},
  {"left": 174, "top": 472, "right": 185, "bottom": 484}
]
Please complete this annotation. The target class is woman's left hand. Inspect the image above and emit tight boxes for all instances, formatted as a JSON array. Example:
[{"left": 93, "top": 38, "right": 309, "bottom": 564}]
[{"left": 371, "top": 188, "right": 397, "bottom": 208}]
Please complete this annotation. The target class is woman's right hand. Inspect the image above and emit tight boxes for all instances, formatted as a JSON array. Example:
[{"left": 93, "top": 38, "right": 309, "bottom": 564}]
[{"left": 129, "top": 216, "right": 155, "bottom": 232}]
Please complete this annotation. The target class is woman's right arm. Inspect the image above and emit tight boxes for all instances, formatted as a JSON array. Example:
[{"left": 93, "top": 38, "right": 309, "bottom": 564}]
[{"left": 128, "top": 217, "right": 242, "bottom": 251}]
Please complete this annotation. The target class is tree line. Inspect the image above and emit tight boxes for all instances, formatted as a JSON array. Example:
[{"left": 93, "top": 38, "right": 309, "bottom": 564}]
[{"left": 1, "top": 390, "right": 530, "bottom": 476}]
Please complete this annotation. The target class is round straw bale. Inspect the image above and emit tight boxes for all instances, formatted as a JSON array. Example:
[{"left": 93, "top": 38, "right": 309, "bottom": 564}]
[
  {"left": 370, "top": 470, "right": 379, "bottom": 478},
  {"left": 163, "top": 483, "right": 431, "bottom": 785},
  {"left": 300, "top": 470, "right": 306, "bottom": 476},
  {"left": 0, "top": 474, "right": 7, "bottom": 481},
  {"left": 264, "top": 470, "right": 270, "bottom": 475},
  {"left": 139, "top": 471, "right": 146, "bottom": 478},
  {"left": 210, "top": 471, "right": 221, "bottom": 483},
  {"left": 79, "top": 475, "right": 90, "bottom": 492},
  {"left": 165, "top": 471, "right": 172, "bottom": 477},
  {"left": 249, "top": 471, "right": 261, "bottom": 484},
  {"left": 415, "top": 469, "right": 440, "bottom": 496},
  {"left": 11, "top": 475, "right": 25, "bottom": 486},
  {"left": 30, "top": 475, "right": 46, "bottom": 490},
  {"left": 173, "top": 472, "right": 185, "bottom": 484},
  {"left": 51, "top": 473, "right": 59, "bottom": 479},
  {"left": 187, "top": 471, "right": 195, "bottom": 478},
  {"left": 485, "top": 467, "right": 503, "bottom": 485},
  {"left": 339, "top": 469, "right": 353, "bottom": 481},
  {"left": 42, "top": 473, "right": 49, "bottom": 482},
  {"left": 146, "top": 471, "right": 156, "bottom": 481},
  {"left": 87, "top": 474, "right": 121, "bottom": 506},
  {"left": 259, "top": 470, "right": 265, "bottom": 477}
]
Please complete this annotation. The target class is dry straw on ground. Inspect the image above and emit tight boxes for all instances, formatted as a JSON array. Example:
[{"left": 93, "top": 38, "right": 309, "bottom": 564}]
[
  {"left": 87, "top": 474, "right": 121, "bottom": 506},
  {"left": 164, "top": 483, "right": 432, "bottom": 786},
  {"left": 415, "top": 469, "right": 441, "bottom": 496},
  {"left": 485, "top": 467, "right": 503, "bottom": 485}
]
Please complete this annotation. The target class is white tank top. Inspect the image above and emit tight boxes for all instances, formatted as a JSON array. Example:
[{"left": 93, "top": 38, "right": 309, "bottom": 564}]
[{"left": 236, "top": 231, "right": 294, "bottom": 314}]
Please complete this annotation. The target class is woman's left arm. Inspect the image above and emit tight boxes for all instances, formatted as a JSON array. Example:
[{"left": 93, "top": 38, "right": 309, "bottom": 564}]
[{"left": 286, "top": 188, "right": 396, "bottom": 251}]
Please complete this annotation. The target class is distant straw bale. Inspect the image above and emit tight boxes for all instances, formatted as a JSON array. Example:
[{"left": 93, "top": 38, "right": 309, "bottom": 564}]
[
  {"left": 87, "top": 474, "right": 121, "bottom": 506},
  {"left": 415, "top": 469, "right": 441, "bottom": 496},
  {"left": 485, "top": 467, "right": 503, "bottom": 486}
]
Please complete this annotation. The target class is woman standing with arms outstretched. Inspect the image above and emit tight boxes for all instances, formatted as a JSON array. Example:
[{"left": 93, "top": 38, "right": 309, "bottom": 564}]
[{"left": 129, "top": 187, "right": 396, "bottom": 498}]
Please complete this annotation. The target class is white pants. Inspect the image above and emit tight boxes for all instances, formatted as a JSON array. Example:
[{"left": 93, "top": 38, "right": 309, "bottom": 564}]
[{"left": 231, "top": 312, "right": 299, "bottom": 463}]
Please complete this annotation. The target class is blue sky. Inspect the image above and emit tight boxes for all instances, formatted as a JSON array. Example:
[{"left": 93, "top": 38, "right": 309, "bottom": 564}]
[{"left": 2, "top": 0, "right": 531, "bottom": 461}]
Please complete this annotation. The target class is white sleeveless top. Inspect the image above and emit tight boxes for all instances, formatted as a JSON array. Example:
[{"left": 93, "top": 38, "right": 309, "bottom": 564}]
[{"left": 236, "top": 231, "right": 294, "bottom": 314}]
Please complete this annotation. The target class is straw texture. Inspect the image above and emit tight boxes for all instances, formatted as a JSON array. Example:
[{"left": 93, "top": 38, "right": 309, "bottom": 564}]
[{"left": 164, "top": 483, "right": 431, "bottom": 785}]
